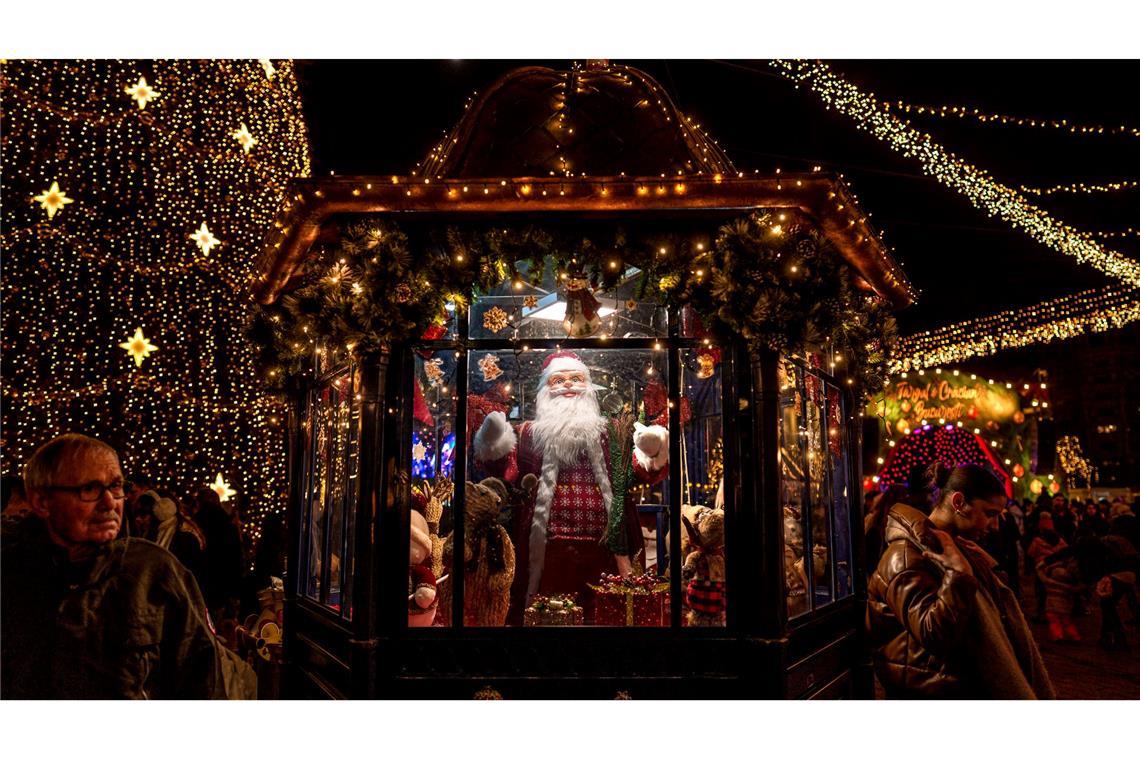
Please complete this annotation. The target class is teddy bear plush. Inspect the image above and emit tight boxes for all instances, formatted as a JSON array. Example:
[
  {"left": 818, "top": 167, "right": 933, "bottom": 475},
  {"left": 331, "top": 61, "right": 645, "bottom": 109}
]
[
  {"left": 408, "top": 510, "right": 438, "bottom": 627},
  {"left": 783, "top": 505, "right": 809, "bottom": 615},
  {"left": 680, "top": 504, "right": 726, "bottom": 626},
  {"left": 438, "top": 478, "right": 516, "bottom": 627}
]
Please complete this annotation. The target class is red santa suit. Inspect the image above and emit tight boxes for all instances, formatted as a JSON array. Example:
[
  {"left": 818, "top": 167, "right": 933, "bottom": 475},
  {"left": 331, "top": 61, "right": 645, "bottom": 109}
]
[{"left": 472, "top": 351, "right": 668, "bottom": 621}]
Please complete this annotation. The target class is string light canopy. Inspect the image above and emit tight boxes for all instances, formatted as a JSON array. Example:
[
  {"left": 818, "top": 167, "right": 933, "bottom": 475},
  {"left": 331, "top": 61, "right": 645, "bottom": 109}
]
[
  {"left": 770, "top": 60, "right": 1140, "bottom": 288},
  {"left": 890, "top": 287, "right": 1140, "bottom": 373},
  {"left": 879, "top": 98, "right": 1140, "bottom": 139},
  {"left": 1, "top": 60, "right": 311, "bottom": 549},
  {"left": 875, "top": 424, "right": 1014, "bottom": 498}
]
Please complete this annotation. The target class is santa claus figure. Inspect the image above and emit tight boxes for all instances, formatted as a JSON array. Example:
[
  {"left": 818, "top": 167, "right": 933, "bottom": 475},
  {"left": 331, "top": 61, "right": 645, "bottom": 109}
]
[{"left": 472, "top": 350, "right": 669, "bottom": 621}]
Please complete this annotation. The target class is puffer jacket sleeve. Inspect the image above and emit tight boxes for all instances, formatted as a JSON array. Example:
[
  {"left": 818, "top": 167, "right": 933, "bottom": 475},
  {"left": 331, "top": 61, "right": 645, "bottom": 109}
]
[
  {"left": 882, "top": 546, "right": 980, "bottom": 657},
  {"left": 159, "top": 557, "right": 253, "bottom": 698}
]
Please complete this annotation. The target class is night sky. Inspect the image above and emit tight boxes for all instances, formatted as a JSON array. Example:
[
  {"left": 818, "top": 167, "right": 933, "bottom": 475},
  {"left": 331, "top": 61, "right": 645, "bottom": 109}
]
[{"left": 294, "top": 59, "right": 1139, "bottom": 335}]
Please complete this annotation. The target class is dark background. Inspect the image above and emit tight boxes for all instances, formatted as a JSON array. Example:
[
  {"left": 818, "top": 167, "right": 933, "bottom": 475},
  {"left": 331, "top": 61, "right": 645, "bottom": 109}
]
[{"left": 293, "top": 60, "right": 1139, "bottom": 483}]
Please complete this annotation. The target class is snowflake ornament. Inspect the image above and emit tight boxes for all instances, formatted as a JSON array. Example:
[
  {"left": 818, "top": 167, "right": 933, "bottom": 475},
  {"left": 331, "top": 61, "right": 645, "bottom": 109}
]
[{"left": 482, "top": 306, "right": 510, "bottom": 333}]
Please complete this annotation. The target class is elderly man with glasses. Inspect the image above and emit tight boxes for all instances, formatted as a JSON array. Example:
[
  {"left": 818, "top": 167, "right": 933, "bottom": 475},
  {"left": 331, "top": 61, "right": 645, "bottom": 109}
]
[{"left": 1, "top": 433, "right": 253, "bottom": 699}]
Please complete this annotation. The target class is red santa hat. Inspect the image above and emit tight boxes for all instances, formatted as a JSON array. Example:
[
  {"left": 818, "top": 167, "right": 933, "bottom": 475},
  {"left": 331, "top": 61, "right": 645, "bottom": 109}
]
[{"left": 540, "top": 350, "right": 590, "bottom": 378}]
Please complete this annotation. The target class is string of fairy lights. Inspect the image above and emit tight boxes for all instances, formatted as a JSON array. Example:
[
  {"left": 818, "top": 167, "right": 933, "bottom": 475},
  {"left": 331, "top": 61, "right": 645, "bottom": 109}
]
[
  {"left": 1020, "top": 179, "right": 1139, "bottom": 196},
  {"left": 770, "top": 60, "right": 1140, "bottom": 288},
  {"left": 879, "top": 98, "right": 1140, "bottom": 138},
  {"left": 889, "top": 287, "right": 1140, "bottom": 373},
  {"left": 1, "top": 60, "right": 311, "bottom": 547}
]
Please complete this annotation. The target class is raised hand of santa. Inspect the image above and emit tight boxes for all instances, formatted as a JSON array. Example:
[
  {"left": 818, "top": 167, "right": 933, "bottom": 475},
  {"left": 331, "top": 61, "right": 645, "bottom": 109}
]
[{"left": 632, "top": 422, "right": 669, "bottom": 473}]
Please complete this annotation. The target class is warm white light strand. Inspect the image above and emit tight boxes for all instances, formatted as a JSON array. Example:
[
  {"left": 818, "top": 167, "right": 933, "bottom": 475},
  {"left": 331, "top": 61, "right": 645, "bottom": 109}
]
[
  {"left": 881, "top": 99, "right": 1139, "bottom": 139},
  {"left": 890, "top": 287, "right": 1140, "bottom": 373},
  {"left": 771, "top": 60, "right": 1140, "bottom": 287}
]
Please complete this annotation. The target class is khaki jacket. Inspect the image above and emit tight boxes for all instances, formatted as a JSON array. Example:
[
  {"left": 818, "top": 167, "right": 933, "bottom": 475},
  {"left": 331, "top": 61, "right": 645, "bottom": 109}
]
[
  {"left": 1, "top": 517, "right": 254, "bottom": 699},
  {"left": 866, "top": 504, "right": 1054, "bottom": 699}
]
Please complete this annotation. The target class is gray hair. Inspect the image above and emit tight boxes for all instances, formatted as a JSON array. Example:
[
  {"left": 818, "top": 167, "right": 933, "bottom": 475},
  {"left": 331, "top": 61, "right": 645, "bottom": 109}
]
[{"left": 23, "top": 433, "right": 120, "bottom": 494}]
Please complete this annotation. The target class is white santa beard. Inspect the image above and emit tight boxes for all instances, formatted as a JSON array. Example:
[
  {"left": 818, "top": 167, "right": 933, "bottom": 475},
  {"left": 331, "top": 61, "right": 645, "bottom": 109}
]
[
  {"left": 527, "top": 382, "right": 616, "bottom": 598},
  {"left": 531, "top": 385, "right": 606, "bottom": 466}
]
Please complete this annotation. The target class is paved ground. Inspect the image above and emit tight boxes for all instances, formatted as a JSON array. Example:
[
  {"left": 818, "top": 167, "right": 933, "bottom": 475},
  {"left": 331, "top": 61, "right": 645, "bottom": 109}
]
[{"left": 1019, "top": 575, "right": 1140, "bottom": 699}]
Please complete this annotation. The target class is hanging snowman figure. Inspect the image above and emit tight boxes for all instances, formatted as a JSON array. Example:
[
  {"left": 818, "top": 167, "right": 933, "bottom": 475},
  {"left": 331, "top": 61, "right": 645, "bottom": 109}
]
[{"left": 562, "top": 273, "right": 603, "bottom": 338}]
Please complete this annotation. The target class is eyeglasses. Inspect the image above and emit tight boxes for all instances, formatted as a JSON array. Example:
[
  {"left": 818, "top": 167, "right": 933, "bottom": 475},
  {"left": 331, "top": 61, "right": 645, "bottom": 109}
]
[{"left": 47, "top": 479, "right": 126, "bottom": 502}]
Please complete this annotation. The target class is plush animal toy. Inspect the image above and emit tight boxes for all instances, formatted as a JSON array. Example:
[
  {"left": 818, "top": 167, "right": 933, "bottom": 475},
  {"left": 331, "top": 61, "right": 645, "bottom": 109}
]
[
  {"left": 632, "top": 422, "right": 669, "bottom": 472},
  {"left": 412, "top": 478, "right": 451, "bottom": 577},
  {"left": 439, "top": 478, "right": 516, "bottom": 627},
  {"left": 680, "top": 504, "right": 726, "bottom": 626},
  {"left": 409, "top": 510, "right": 438, "bottom": 627},
  {"left": 783, "top": 505, "right": 809, "bottom": 614}
]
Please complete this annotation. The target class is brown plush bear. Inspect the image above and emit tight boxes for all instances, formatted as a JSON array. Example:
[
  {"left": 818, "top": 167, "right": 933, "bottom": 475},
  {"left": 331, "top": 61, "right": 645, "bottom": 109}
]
[
  {"left": 438, "top": 478, "right": 516, "bottom": 627},
  {"left": 680, "top": 504, "right": 725, "bottom": 626}
]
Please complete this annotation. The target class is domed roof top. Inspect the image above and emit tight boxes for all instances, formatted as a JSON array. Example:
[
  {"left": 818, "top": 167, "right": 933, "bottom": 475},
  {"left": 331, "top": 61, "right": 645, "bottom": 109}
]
[{"left": 418, "top": 62, "right": 736, "bottom": 179}]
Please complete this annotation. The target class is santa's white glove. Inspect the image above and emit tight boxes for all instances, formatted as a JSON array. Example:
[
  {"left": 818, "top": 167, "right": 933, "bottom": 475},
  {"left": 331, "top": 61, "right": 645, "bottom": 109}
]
[
  {"left": 414, "top": 585, "right": 436, "bottom": 609},
  {"left": 473, "top": 410, "right": 517, "bottom": 461},
  {"left": 633, "top": 422, "right": 669, "bottom": 471}
]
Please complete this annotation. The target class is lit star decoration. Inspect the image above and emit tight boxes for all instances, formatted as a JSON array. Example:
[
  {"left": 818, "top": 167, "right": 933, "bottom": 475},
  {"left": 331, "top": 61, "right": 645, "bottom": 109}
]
[
  {"left": 2, "top": 60, "right": 312, "bottom": 560},
  {"left": 412, "top": 440, "right": 427, "bottom": 462},
  {"left": 32, "top": 181, "right": 74, "bottom": 219},
  {"left": 210, "top": 473, "right": 236, "bottom": 502},
  {"left": 190, "top": 222, "right": 220, "bottom": 255},
  {"left": 124, "top": 77, "right": 160, "bottom": 110},
  {"left": 259, "top": 59, "right": 276, "bottom": 80},
  {"left": 890, "top": 286, "right": 1139, "bottom": 373},
  {"left": 770, "top": 60, "right": 1140, "bottom": 287},
  {"left": 119, "top": 327, "right": 158, "bottom": 367},
  {"left": 478, "top": 354, "right": 504, "bottom": 382},
  {"left": 232, "top": 123, "right": 256, "bottom": 153}
]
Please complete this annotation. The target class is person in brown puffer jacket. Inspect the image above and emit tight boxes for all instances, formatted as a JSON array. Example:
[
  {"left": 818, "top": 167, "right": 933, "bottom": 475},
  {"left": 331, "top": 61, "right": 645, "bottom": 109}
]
[{"left": 867, "top": 462, "right": 1055, "bottom": 699}]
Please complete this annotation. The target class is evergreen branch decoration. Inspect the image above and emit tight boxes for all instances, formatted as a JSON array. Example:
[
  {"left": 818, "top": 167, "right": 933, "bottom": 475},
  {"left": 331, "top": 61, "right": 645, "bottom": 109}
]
[{"left": 250, "top": 214, "right": 896, "bottom": 401}]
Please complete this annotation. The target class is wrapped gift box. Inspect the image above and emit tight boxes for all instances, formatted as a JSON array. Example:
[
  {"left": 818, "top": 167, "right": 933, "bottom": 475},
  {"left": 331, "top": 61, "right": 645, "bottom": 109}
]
[
  {"left": 524, "top": 594, "right": 585, "bottom": 627},
  {"left": 589, "top": 573, "right": 669, "bottom": 626}
]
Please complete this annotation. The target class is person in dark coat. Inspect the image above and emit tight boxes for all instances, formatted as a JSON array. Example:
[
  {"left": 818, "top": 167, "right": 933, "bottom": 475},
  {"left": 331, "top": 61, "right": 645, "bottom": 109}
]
[
  {"left": 2, "top": 434, "right": 253, "bottom": 698},
  {"left": 194, "top": 487, "right": 244, "bottom": 622},
  {"left": 866, "top": 462, "right": 1054, "bottom": 699}
]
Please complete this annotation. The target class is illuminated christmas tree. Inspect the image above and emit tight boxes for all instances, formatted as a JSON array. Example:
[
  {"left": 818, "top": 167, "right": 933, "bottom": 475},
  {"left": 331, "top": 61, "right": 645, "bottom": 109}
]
[{"left": 1, "top": 60, "right": 311, "bottom": 545}]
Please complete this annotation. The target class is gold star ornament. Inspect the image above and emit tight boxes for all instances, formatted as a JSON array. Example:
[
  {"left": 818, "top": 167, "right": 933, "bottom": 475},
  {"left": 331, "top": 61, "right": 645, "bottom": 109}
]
[
  {"left": 210, "top": 473, "right": 236, "bottom": 502},
  {"left": 32, "top": 181, "right": 74, "bottom": 219},
  {"left": 232, "top": 123, "right": 256, "bottom": 153},
  {"left": 124, "top": 77, "right": 160, "bottom": 110},
  {"left": 119, "top": 327, "right": 158, "bottom": 367},
  {"left": 190, "top": 222, "right": 220, "bottom": 255}
]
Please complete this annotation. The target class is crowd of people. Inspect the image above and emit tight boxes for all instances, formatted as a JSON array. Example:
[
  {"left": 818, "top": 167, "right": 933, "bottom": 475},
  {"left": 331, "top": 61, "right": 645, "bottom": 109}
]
[
  {"left": 1, "top": 433, "right": 287, "bottom": 699},
  {"left": 864, "top": 463, "right": 1140, "bottom": 698}
]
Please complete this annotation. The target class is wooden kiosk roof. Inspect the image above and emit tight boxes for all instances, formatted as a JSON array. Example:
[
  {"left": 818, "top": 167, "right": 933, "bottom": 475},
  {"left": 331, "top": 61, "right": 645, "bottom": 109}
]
[
  {"left": 253, "top": 63, "right": 914, "bottom": 308},
  {"left": 253, "top": 173, "right": 916, "bottom": 309}
]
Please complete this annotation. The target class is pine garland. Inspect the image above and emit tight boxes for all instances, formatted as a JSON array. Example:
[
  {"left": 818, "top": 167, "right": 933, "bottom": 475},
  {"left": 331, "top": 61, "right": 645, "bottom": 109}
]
[{"left": 250, "top": 214, "right": 896, "bottom": 400}]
